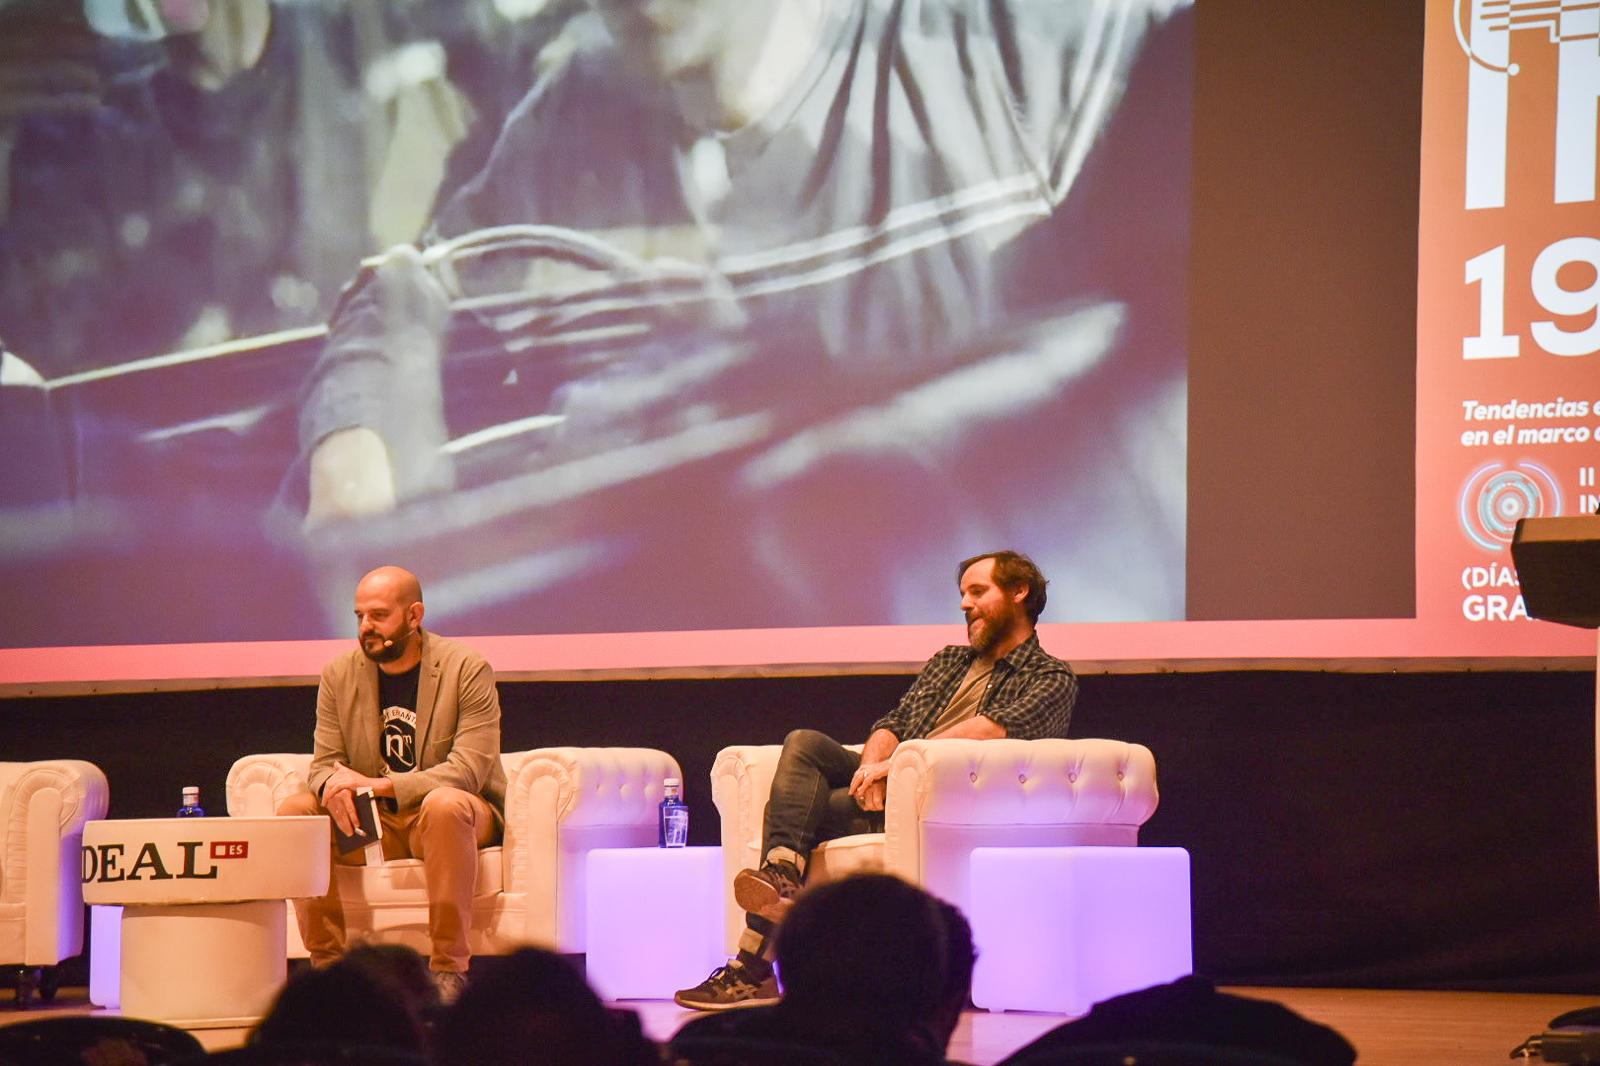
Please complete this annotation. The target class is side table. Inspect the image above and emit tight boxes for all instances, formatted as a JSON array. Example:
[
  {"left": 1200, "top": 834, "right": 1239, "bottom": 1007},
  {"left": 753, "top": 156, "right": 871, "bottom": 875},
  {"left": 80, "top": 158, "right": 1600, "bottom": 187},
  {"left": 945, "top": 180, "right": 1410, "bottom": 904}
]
[
  {"left": 967, "top": 845, "right": 1192, "bottom": 1015},
  {"left": 82, "top": 815, "right": 329, "bottom": 1028},
  {"left": 585, "top": 846, "right": 726, "bottom": 1000}
]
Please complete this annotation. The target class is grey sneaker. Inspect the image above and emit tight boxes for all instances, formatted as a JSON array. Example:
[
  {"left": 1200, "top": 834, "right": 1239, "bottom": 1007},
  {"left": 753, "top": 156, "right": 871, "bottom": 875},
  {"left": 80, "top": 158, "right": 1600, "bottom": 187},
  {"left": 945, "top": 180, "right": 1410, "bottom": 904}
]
[
  {"left": 432, "top": 968, "right": 468, "bottom": 1005},
  {"left": 673, "top": 961, "right": 781, "bottom": 1011},
  {"left": 733, "top": 861, "right": 803, "bottom": 924}
]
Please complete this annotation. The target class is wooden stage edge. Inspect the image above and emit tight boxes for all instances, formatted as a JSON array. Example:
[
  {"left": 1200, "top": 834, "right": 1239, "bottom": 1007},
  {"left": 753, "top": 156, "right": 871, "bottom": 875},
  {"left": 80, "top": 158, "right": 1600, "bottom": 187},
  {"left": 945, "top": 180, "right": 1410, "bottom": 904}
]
[{"left": 3, "top": 984, "right": 1595, "bottom": 1065}]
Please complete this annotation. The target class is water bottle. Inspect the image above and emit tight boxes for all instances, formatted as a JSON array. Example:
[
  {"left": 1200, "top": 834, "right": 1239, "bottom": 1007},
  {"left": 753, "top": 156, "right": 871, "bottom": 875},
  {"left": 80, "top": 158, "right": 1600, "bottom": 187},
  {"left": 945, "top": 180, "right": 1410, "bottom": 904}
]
[
  {"left": 176, "top": 786, "right": 205, "bottom": 818},
  {"left": 658, "top": 778, "right": 688, "bottom": 848}
]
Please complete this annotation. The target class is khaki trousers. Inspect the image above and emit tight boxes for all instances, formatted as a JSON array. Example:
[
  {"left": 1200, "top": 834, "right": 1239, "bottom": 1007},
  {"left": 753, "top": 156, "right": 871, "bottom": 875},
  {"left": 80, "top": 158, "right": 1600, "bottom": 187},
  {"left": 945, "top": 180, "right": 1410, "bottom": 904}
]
[{"left": 277, "top": 787, "right": 498, "bottom": 973}]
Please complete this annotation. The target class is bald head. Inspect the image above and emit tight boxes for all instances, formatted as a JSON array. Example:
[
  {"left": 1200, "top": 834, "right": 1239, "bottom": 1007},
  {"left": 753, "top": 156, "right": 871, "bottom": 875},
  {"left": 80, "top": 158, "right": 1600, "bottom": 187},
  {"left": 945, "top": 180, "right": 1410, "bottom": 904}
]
[
  {"left": 354, "top": 567, "right": 425, "bottom": 667},
  {"left": 358, "top": 566, "right": 423, "bottom": 607}
]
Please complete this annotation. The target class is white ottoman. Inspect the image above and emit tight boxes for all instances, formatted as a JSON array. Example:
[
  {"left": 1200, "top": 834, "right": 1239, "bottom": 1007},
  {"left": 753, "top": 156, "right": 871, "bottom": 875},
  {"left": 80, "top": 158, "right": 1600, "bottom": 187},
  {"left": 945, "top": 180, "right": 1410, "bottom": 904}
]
[
  {"left": 968, "top": 845, "right": 1192, "bottom": 1015},
  {"left": 82, "top": 816, "right": 329, "bottom": 1028},
  {"left": 585, "top": 846, "right": 726, "bottom": 1001}
]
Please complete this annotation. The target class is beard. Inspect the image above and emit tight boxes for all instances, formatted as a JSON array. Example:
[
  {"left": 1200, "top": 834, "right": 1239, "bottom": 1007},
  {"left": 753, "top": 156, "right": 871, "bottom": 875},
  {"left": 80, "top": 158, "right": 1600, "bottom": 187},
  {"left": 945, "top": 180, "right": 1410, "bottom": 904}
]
[
  {"left": 966, "top": 608, "right": 1015, "bottom": 656},
  {"left": 360, "top": 627, "right": 411, "bottom": 663}
]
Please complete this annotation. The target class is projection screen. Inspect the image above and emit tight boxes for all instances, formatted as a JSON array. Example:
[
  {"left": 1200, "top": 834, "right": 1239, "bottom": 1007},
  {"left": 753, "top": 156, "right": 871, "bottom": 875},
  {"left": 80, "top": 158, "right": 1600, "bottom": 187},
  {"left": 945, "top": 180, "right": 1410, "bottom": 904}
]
[{"left": 0, "top": 0, "right": 1592, "bottom": 690}]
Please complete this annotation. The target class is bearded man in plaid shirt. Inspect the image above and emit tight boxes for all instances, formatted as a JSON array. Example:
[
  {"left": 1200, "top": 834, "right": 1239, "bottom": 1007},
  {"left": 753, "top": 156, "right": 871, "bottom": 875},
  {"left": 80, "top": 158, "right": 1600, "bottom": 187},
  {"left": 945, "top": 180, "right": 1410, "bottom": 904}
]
[{"left": 676, "top": 549, "right": 1078, "bottom": 1010}]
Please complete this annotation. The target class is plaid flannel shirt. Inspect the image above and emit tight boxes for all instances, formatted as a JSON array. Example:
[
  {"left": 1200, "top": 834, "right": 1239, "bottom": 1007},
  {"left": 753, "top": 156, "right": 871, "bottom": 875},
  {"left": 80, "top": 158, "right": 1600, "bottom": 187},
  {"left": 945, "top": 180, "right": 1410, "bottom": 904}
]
[{"left": 870, "top": 632, "right": 1076, "bottom": 741}]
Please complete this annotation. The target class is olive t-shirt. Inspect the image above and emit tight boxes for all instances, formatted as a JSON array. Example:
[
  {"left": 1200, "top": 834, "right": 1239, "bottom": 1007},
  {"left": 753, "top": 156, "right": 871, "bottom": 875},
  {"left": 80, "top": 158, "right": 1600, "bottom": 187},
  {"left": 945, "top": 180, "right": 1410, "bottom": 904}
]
[{"left": 926, "top": 659, "right": 993, "bottom": 737}]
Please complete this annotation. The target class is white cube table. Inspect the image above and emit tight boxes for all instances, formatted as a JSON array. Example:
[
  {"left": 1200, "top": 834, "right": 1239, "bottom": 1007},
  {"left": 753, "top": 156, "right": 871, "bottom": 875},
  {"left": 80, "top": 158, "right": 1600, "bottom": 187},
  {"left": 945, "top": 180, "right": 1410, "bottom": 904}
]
[
  {"left": 82, "top": 816, "right": 330, "bottom": 1028},
  {"left": 585, "top": 846, "right": 726, "bottom": 1001},
  {"left": 968, "top": 845, "right": 1192, "bottom": 1015}
]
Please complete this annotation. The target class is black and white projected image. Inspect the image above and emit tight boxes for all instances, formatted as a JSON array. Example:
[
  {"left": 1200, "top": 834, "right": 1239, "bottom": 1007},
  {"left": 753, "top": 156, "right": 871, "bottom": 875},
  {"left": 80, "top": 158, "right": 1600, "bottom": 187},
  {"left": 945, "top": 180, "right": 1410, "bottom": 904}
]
[{"left": 0, "top": 0, "right": 1192, "bottom": 646}]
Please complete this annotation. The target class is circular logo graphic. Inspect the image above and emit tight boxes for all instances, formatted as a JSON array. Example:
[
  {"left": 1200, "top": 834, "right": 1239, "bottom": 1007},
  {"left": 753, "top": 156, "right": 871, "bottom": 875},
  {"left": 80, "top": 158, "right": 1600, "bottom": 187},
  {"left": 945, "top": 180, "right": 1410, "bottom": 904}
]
[{"left": 1459, "top": 461, "right": 1563, "bottom": 551}]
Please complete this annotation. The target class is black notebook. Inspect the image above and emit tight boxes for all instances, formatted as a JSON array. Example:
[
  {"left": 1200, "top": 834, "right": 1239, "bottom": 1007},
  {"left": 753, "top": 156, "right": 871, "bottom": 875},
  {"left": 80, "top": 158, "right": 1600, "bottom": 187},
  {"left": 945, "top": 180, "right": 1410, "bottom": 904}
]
[{"left": 332, "top": 787, "right": 384, "bottom": 855}]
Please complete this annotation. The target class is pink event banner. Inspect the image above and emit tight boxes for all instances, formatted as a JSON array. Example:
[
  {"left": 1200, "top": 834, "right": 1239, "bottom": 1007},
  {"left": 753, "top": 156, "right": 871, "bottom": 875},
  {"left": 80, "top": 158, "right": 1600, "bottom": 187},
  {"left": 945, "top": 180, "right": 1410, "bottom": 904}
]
[
  {"left": 1414, "top": 0, "right": 1598, "bottom": 657},
  {"left": 0, "top": 617, "right": 1590, "bottom": 690}
]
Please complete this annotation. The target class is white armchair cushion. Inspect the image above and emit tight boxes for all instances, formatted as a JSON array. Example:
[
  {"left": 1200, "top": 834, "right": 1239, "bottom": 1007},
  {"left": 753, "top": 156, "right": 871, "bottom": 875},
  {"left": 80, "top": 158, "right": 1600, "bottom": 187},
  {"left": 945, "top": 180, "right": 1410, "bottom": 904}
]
[
  {"left": 803, "top": 833, "right": 885, "bottom": 884},
  {"left": 0, "top": 760, "right": 111, "bottom": 965}
]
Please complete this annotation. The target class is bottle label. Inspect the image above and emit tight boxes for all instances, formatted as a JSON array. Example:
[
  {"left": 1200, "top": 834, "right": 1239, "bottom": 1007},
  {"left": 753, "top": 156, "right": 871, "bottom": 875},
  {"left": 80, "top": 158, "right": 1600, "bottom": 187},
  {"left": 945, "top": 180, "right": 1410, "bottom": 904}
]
[{"left": 663, "top": 806, "right": 689, "bottom": 848}]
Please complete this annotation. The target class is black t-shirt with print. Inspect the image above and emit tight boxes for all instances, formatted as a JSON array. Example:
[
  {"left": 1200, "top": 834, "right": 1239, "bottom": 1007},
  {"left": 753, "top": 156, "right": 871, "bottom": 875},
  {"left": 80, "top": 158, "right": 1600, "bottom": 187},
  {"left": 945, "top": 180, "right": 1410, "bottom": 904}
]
[{"left": 377, "top": 663, "right": 421, "bottom": 775}]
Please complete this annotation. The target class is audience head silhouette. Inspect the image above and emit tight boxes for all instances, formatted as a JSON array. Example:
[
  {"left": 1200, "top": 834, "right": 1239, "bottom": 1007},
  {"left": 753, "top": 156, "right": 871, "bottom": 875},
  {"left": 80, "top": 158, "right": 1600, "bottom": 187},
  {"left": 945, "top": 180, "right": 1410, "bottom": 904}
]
[
  {"left": 338, "top": 942, "right": 442, "bottom": 1022},
  {"left": 773, "top": 873, "right": 975, "bottom": 1059},
  {"left": 250, "top": 955, "right": 428, "bottom": 1055},
  {"left": 434, "top": 946, "right": 654, "bottom": 1065}
]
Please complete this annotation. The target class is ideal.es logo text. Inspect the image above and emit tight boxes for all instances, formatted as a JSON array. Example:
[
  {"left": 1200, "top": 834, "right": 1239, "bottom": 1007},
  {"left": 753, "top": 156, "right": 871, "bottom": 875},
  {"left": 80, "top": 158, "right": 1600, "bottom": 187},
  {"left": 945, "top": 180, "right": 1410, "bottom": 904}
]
[{"left": 81, "top": 840, "right": 250, "bottom": 883}]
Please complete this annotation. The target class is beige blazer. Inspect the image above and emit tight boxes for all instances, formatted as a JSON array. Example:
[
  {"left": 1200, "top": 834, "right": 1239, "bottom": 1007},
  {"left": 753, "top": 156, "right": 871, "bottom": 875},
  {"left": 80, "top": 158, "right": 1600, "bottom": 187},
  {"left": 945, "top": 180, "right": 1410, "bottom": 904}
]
[{"left": 306, "top": 630, "right": 507, "bottom": 815}]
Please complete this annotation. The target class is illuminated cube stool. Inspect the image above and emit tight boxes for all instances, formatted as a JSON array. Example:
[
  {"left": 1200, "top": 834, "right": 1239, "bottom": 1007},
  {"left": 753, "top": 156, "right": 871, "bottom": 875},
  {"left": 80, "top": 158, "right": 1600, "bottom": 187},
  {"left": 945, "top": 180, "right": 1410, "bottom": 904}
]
[
  {"left": 82, "top": 816, "right": 330, "bottom": 1028},
  {"left": 585, "top": 846, "right": 726, "bottom": 1000},
  {"left": 968, "top": 846, "right": 1192, "bottom": 1015},
  {"left": 88, "top": 905, "right": 123, "bottom": 1009}
]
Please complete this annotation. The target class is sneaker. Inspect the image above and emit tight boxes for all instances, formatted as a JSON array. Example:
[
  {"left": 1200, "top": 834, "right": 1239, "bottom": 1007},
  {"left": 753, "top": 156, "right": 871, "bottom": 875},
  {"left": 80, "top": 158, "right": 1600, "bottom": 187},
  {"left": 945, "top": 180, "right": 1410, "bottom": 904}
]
[
  {"left": 432, "top": 968, "right": 468, "bottom": 1005},
  {"left": 733, "top": 861, "right": 802, "bottom": 924},
  {"left": 673, "top": 961, "right": 781, "bottom": 1011}
]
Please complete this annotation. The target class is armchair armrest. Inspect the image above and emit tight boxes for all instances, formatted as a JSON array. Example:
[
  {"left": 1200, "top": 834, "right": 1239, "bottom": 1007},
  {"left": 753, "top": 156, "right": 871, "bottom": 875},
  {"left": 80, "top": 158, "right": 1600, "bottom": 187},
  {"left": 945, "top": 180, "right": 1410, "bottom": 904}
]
[
  {"left": 710, "top": 745, "right": 783, "bottom": 881},
  {"left": 502, "top": 747, "right": 682, "bottom": 950},
  {"left": 1, "top": 759, "right": 110, "bottom": 964},
  {"left": 710, "top": 741, "right": 867, "bottom": 895},
  {"left": 226, "top": 754, "right": 314, "bottom": 817},
  {"left": 885, "top": 737, "right": 1158, "bottom": 828},
  {"left": 712, "top": 741, "right": 868, "bottom": 952}
]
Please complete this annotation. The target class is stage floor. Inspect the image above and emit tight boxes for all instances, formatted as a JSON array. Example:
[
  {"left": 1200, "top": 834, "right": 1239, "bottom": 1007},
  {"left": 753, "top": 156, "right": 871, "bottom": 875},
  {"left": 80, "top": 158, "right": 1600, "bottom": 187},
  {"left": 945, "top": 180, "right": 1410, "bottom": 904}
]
[{"left": 2, "top": 983, "right": 1593, "bottom": 1064}]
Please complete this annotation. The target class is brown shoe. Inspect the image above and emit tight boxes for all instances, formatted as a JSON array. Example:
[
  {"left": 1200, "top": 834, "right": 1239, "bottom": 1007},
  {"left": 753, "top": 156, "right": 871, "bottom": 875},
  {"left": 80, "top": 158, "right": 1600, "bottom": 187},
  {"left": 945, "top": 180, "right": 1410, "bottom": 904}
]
[
  {"left": 733, "top": 861, "right": 802, "bottom": 924},
  {"left": 673, "top": 960, "right": 781, "bottom": 1011}
]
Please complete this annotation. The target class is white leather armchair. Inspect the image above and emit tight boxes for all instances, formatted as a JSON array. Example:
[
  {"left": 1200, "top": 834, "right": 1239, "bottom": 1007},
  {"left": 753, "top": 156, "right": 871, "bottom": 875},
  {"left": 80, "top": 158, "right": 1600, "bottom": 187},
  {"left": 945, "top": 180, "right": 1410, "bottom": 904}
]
[
  {"left": 226, "top": 747, "right": 680, "bottom": 956},
  {"left": 1, "top": 759, "right": 110, "bottom": 1006},
  {"left": 712, "top": 738, "right": 1159, "bottom": 951}
]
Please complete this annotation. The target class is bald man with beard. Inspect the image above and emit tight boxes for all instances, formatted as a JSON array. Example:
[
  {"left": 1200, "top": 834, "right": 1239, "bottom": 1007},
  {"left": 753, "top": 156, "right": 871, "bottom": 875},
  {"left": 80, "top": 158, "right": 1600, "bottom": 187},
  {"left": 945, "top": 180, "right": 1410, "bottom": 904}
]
[{"left": 277, "top": 566, "right": 505, "bottom": 1003}]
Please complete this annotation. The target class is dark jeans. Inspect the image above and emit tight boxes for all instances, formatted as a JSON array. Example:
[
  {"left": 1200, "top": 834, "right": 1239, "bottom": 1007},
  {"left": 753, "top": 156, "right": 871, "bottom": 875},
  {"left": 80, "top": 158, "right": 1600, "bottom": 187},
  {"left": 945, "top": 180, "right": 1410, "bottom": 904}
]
[
  {"left": 761, "top": 729, "right": 885, "bottom": 870},
  {"left": 734, "top": 729, "right": 886, "bottom": 945}
]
